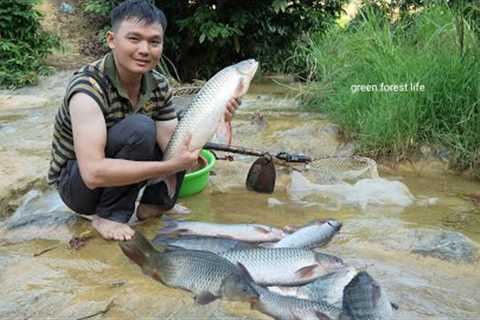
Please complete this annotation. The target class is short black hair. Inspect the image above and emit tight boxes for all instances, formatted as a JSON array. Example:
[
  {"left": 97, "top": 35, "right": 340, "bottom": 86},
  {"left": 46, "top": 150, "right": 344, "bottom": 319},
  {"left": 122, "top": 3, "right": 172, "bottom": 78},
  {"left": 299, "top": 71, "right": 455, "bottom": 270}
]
[{"left": 111, "top": 0, "right": 167, "bottom": 32}]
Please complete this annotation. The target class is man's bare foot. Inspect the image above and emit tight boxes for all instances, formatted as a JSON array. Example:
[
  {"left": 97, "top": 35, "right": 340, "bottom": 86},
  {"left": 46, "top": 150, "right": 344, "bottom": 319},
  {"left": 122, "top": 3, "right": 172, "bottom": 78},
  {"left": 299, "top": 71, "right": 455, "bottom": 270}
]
[
  {"left": 91, "top": 215, "right": 135, "bottom": 240},
  {"left": 136, "top": 203, "right": 165, "bottom": 221}
]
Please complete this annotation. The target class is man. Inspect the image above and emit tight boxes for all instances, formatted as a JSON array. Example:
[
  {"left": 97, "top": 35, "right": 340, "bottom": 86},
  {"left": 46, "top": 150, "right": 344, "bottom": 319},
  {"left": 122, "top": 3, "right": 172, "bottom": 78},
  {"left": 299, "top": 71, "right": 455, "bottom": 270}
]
[{"left": 47, "top": 0, "right": 239, "bottom": 241}]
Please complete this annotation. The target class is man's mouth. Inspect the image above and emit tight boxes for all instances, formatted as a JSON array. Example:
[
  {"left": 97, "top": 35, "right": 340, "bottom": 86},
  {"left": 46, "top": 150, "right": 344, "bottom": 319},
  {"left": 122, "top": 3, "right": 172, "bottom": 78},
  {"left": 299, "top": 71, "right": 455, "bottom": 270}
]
[{"left": 134, "top": 59, "right": 150, "bottom": 66}]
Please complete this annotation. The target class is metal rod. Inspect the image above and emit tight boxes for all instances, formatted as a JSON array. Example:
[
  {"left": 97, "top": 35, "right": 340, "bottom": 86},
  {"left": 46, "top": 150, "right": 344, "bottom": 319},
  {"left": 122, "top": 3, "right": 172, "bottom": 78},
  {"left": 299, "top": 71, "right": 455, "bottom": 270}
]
[
  {"left": 204, "top": 142, "right": 266, "bottom": 157},
  {"left": 204, "top": 142, "right": 312, "bottom": 163}
]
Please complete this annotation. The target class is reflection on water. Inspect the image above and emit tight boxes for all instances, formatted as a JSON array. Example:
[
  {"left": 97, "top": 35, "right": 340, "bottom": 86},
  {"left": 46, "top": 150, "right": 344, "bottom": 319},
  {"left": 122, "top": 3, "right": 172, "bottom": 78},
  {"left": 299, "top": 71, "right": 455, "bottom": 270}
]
[{"left": 1, "top": 83, "right": 479, "bottom": 319}]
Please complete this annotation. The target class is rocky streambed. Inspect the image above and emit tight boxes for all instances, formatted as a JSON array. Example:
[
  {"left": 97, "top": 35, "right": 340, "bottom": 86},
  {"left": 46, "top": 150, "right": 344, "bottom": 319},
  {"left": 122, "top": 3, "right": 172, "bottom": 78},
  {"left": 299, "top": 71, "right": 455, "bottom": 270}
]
[{"left": 0, "top": 73, "right": 479, "bottom": 319}]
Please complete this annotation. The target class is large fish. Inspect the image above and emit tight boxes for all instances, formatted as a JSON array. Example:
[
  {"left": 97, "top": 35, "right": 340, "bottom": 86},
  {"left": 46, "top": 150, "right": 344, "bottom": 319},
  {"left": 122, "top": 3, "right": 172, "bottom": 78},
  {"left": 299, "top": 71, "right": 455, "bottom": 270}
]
[
  {"left": 251, "top": 283, "right": 341, "bottom": 320},
  {"left": 151, "top": 234, "right": 254, "bottom": 254},
  {"left": 220, "top": 248, "right": 345, "bottom": 286},
  {"left": 153, "top": 59, "right": 259, "bottom": 196},
  {"left": 157, "top": 218, "right": 287, "bottom": 242},
  {"left": 268, "top": 266, "right": 358, "bottom": 308},
  {"left": 119, "top": 231, "right": 259, "bottom": 305},
  {"left": 340, "top": 272, "right": 393, "bottom": 320},
  {"left": 272, "top": 220, "right": 342, "bottom": 249}
]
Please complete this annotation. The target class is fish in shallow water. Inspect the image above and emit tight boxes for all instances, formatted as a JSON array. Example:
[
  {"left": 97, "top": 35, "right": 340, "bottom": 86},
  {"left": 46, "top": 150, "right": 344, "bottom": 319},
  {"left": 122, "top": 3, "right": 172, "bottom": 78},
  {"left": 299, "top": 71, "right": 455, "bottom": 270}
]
[
  {"left": 152, "top": 59, "right": 259, "bottom": 196},
  {"left": 119, "top": 231, "right": 259, "bottom": 305},
  {"left": 220, "top": 247, "right": 345, "bottom": 286},
  {"left": 272, "top": 219, "right": 342, "bottom": 249},
  {"left": 340, "top": 271, "right": 393, "bottom": 320},
  {"left": 151, "top": 234, "right": 254, "bottom": 254},
  {"left": 157, "top": 218, "right": 287, "bottom": 242},
  {"left": 268, "top": 266, "right": 358, "bottom": 308},
  {"left": 251, "top": 283, "right": 342, "bottom": 320}
]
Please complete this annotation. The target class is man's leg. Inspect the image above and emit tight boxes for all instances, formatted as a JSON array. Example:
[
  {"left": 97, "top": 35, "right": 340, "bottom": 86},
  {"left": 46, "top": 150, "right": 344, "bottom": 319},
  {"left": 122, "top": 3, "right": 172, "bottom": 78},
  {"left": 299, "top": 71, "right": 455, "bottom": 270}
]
[{"left": 57, "top": 114, "right": 157, "bottom": 240}]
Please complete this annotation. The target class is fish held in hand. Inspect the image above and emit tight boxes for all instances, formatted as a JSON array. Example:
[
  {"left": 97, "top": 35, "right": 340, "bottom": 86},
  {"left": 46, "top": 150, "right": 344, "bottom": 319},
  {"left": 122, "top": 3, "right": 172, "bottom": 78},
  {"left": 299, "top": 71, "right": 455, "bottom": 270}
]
[
  {"left": 273, "top": 219, "right": 342, "bottom": 249},
  {"left": 157, "top": 218, "right": 287, "bottom": 242},
  {"left": 119, "top": 231, "right": 259, "bottom": 305},
  {"left": 151, "top": 59, "right": 259, "bottom": 197},
  {"left": 220, "top": 247, "right": 345, "bottom": 286}
]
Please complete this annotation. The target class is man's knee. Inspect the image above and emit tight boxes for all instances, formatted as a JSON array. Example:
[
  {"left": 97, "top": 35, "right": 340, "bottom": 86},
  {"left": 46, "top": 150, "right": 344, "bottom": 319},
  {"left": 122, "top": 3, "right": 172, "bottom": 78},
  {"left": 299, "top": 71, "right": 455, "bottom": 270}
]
[
  {"left": 125, "top": 114, "right": 156, "bottom": 148},
  {"left": 108, "top": 114, "right": 157, "bottom": 159}
]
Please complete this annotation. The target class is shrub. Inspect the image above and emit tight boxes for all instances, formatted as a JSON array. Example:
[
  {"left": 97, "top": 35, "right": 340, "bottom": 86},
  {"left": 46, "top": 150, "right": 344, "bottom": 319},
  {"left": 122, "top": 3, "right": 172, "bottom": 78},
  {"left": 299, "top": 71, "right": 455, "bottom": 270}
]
[
  {"left": 82, "top": 0, "right": 347, "bottom": 81},
  {"left": 0, "top": 0, "right": 58, "bottom": 87},
  {"left": 300, "top": 4, "right": 480, "bottom": 175}
]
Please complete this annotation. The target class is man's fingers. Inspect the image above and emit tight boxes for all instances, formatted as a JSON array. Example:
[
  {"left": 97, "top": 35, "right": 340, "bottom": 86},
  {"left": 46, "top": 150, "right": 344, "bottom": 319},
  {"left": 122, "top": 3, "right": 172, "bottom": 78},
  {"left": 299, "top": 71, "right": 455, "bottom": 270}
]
[
  {"left": 192, "top": 148, "right": 202, "bottom": 157},
  {"left": 184, "top": 133, "right": 192, "bottom": 147}
]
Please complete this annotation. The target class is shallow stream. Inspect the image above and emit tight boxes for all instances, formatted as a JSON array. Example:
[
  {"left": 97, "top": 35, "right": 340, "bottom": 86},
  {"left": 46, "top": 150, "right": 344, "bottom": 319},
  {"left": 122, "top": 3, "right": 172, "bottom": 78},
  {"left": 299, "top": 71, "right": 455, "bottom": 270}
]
[{"left": 0, "top": 83, "right": 479, "bottom": 319}]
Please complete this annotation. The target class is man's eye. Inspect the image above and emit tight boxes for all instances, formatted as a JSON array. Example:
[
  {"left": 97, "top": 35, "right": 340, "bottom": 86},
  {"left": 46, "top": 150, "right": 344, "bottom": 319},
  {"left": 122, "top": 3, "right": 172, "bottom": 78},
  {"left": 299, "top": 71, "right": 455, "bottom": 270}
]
[
  {"left": 128, "top": 37, "right": 139, "bottom": 42},
  {"left": 151, "top": 41, "right": 161, "bottom": 47}
]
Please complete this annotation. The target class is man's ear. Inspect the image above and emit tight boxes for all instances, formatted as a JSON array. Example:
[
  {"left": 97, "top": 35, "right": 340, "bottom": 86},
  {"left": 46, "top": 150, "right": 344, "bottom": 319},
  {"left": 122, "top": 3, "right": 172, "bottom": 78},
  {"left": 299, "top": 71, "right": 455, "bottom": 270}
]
[{"left": 106, "top": 31, "right": 115, "bottom": 50}]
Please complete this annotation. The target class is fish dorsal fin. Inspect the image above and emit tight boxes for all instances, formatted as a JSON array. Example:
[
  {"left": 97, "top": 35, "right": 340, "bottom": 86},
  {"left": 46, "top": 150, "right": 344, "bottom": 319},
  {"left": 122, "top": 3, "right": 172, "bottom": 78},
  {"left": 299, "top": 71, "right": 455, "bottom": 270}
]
[
  {"left": 194, "top": 291, "right": 218, "bottom": 305},
  {"left": 236, "top": 262, "right": 255, "bottom": 283}
]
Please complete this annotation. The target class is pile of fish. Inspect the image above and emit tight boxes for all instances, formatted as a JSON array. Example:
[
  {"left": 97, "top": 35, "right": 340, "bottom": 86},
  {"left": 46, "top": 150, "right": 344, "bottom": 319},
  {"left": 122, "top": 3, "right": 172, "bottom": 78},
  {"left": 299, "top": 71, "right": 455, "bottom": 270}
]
[{"left": 120, "top": 218, "right": 396, "bottom": 320}]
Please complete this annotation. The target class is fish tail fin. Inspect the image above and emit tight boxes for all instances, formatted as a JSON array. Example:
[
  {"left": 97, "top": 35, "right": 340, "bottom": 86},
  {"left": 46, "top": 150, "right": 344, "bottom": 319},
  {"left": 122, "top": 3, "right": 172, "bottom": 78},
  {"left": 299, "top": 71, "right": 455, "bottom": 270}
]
[
  {"left": 147, "top": 174, "right": 177, "bottom": 199},
  {"left": 165, "top": 174, "right": 177, "bottom": 199},
  {"left": 119, "top": 231, "right": 161, "bottom": 267}
]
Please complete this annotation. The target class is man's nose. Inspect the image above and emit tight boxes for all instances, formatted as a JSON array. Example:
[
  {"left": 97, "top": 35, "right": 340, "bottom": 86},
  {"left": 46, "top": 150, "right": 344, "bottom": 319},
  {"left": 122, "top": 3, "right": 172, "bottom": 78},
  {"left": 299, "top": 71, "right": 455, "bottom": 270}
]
[{"left": 137, "top": 40, "right": 149, "bottom": 55}]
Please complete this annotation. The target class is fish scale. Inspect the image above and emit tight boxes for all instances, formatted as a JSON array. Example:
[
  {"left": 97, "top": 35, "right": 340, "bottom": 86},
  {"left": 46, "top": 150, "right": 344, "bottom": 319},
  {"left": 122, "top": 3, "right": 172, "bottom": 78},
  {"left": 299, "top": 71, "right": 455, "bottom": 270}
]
[
  {"left": 273, "top": 220, "right": 342, "bottom": 249},
  {"left": 152, "top": 235, "right": 253, "bottom": 254},
  {"left": 164, "top": 59, "right": 258, "bottom": 160},
  {"left": 220, "top": 248, "right": 345, "bottom": 286},
  {"left": 342, "top": 272, "right": 393, "bottom": 320},
  {"left": 156, "top": 249, "right": 236, "bottom": 294},
  {"left": 252, "top": 284, "right": 341, "bottom": 320},
  {"left": 119, "top": 232, "right": 258, "bottom": 305}
]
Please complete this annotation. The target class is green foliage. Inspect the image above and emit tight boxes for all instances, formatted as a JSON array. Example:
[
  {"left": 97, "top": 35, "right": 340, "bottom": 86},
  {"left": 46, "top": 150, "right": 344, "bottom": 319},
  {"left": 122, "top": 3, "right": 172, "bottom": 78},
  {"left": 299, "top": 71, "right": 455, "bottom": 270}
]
[
  {"left": 84, "top": 0, "right": 115, "bottom": 16},
  {"left": 0, "top": 0, "right": 58, "bottom": 87},
  {"left": 82, "top": 0, "right": 347, "bottom": 81},
  {"left": 299, "top": 4, "right": 480, "bottom": 176}
]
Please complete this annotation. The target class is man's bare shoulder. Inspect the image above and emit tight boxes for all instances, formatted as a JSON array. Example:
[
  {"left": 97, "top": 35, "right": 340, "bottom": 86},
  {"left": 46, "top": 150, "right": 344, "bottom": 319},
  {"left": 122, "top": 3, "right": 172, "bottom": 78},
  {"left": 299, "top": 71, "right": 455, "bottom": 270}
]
[{"left": 69, "top": 92, "right": 105, "bottom": 118}]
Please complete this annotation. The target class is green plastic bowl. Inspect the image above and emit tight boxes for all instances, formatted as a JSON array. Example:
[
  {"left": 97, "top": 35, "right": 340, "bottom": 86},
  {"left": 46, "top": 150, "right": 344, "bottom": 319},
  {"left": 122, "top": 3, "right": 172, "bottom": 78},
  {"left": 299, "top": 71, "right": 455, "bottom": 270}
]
[{"left": 179, "top": 149, "right": 216, "bottom": 198}]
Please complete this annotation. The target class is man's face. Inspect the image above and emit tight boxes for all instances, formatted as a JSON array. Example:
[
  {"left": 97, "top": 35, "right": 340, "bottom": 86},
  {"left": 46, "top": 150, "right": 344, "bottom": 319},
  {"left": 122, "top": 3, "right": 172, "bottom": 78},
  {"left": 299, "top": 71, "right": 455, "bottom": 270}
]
[{"left": 107, "top": 18, "right": 164, "bottom": 75}]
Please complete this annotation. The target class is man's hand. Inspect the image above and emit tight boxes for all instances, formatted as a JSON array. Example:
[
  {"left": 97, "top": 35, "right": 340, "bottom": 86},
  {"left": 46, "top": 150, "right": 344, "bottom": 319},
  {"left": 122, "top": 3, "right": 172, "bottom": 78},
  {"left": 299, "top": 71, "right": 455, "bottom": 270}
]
[
  {"left": 224, "top": 98, "right": 241, "bottom": 122},
  {"left": 173, "top": 134, "right": 201, "bottom": 171}
]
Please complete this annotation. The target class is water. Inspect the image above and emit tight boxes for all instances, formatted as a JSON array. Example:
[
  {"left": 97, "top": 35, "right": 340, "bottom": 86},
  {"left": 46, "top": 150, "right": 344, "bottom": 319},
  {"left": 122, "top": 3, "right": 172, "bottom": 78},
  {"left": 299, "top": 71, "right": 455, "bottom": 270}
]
[{"left": 0, "top": 83, "right": 479, "bottom": 319}]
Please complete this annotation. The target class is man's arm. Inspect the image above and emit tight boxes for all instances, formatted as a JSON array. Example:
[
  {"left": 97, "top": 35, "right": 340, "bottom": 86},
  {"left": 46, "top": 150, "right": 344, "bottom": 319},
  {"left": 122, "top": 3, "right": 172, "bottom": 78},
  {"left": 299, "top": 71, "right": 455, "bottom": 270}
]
[{"left": 70, "top": 93, "right": 196, "bottom": 189}]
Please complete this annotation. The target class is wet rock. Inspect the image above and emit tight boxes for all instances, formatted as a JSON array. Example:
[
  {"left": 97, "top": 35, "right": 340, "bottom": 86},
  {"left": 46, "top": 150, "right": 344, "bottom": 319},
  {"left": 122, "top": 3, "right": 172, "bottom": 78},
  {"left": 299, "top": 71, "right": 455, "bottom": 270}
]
[
  {"left": 412, "top": 230, "right": 477, "bottom": 263},
  {"left": 248, "top": 111, "right": 267, "bottom": 130},
  {"left": 366, "top": 225, "right": 478, "bottom": 264},
  {"left": 288, "top": 171, "right": 414, "bottom": 210},
  {"left": 416, "top": 197, "right": 440, "bottom": 207},
  {"left": 0, "top": 190, "right": 76, "bottom": 242},
  {"left": 267, "top": 197, "right": 284, "bottom": 207}
]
